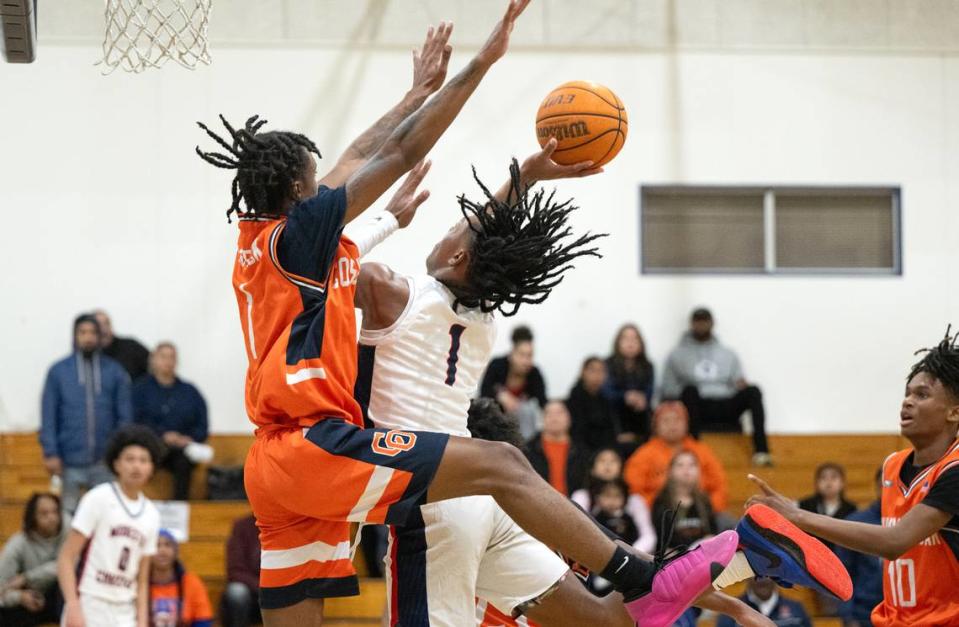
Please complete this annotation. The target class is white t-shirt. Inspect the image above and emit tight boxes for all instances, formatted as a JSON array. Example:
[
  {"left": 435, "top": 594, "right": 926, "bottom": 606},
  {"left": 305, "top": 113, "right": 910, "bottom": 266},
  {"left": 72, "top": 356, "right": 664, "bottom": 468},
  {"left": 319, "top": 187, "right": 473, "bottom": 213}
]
[{"left": 72, "top": 482, "right": 160, "bottom": 603}]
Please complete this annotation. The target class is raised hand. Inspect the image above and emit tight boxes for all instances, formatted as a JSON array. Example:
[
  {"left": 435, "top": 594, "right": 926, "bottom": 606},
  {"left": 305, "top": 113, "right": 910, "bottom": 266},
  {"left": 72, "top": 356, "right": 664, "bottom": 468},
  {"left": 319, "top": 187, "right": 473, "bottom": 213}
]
[
  {"left": 412, "top": 22, "right": 454, "bottom": 98},
  {"left": 384, "top": 159, "right": 431, "bottom": 228},
  {"left": 746, "top": 474, "right": 802, "bottom": 522},
  {"left": 476, "top": 0, "right": 532, "bottom": 67},
  {"left": 521, "top": 138, "right": 603, "bottom": 183}
]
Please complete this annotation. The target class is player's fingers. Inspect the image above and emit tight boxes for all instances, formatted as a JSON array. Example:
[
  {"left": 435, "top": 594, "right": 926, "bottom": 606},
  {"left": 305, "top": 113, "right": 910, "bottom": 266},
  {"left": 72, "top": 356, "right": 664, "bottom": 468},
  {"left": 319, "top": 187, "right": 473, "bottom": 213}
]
[
  {"left": 440, "top": 44, "right": 453, "bottom": 69},
  {"left": 407, "top": 159, "right": 432, "bottom": 185},
  {"left": 412, "top": 189, "right": 431, "bottom": 208},
  {"left": 747, "top": 473, "right": 775, "bottom": 495},
  {"left": 540, "top": 137, "right": 558, "bottom": 157}
]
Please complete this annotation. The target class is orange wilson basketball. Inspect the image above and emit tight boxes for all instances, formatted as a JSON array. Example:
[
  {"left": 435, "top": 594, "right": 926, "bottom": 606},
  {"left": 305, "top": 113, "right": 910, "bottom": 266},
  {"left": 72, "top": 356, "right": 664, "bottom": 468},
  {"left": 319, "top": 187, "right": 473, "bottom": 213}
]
[{"left": 535, "top": 81, "right": 628, "bottom": 167}]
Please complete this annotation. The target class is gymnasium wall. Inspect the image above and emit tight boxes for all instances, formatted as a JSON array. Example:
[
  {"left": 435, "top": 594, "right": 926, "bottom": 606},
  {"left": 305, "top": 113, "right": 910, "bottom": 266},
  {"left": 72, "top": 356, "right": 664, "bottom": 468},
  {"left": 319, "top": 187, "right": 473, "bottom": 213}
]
[{"left": 1, "top": 43, "right": 957, "bottom": 434}]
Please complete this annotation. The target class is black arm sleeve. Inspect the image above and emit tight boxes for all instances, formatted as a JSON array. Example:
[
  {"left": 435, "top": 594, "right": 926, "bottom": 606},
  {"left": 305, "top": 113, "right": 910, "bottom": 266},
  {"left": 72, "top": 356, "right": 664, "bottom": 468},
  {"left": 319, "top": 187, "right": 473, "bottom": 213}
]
[{"left": 923, "top": 465, "right": 959, "bottom": 517}]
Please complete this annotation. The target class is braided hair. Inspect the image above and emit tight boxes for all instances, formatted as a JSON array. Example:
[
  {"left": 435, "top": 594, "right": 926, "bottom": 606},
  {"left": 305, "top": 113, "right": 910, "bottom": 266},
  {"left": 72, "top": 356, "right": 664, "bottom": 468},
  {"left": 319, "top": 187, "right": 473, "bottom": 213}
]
[
  {"left": 195, "top": 114, "right": 321, "bottom": 222},
  {"left": 454, "top": 159, "right": 606, "bottom": 316},
  {"left": 908, "top": 325, "right": 959, "bottom": 400}
]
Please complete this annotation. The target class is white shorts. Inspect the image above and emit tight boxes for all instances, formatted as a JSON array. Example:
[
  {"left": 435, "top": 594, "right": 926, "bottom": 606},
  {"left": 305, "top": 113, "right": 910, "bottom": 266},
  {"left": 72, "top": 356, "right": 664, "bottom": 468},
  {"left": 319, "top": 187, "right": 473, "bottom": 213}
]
[
  {"left": 64, "top": 594, "right": 136, "bottom": 627},
  {"left": 385, "top": 495, "right": 569, "bottom": 627}
]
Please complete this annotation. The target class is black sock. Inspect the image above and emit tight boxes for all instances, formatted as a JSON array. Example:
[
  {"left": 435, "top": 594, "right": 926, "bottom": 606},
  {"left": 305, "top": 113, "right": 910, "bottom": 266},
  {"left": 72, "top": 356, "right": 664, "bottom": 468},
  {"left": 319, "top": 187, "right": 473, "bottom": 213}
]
[{"left": 599, "top": 546, "right": 656, "bottom": 601}]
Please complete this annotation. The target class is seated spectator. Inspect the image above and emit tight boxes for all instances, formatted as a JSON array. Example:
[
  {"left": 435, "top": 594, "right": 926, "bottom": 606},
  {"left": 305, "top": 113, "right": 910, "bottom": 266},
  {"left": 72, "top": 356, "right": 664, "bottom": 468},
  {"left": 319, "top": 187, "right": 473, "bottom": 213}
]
[
  {"left": 149, "top": 529, "right": 213, "bottom": 627},
  {"left": 571, "top": 448, "right": 656, "bottom": 553},
  {"left": 651, "top": 450, "right": 717, "bottom": 549},
  {"left": 602, "top": 323, "right": 654, "bottom": 444},
  {"left": 134, "top": 342, "right": 209, "bottom": 500},
  {"left": 716, "top": 577, "right": 812, "bottom": 627},
  {"left": 835, "top": 468, "right": 883, "bottom": 627},
  {"left": 624, "top": 402, "right": 728, "bottom": 514},
  {"left": 0, "top": 493, "right": 68, "bottom": 626},
  {"left": 661, "top": 307, "right": 772, "bottom": 465},
  {"left": 524, "top": 401, "right": 588, "bottom": 497},
  {"left": 40, "top": 313, "right": 132, "bottom": 513},
  {"left": 590, "top": 479, "right": 639, "bottom": 546},
  {"left": 798, "top": 462, "right": 857, "bottom": 552},
  {"left": 222, "top": 514, "right": 262, "bottom": 627},
  {"left": 567, "top": 356, "right": 620, "bottom": 454},
  {"left": 480, "top": 325, "right": 547, "bottom": 441},
  {"left": 94, "top": 309, "right": 150, "bottom": 380}
]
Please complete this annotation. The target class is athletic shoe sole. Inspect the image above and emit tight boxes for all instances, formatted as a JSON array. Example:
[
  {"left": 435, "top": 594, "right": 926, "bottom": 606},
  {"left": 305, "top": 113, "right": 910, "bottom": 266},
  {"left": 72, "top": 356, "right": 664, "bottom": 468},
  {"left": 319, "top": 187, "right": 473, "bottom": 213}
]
[{"left": 738, "top": 504, "right": 853, "bottom": 601}]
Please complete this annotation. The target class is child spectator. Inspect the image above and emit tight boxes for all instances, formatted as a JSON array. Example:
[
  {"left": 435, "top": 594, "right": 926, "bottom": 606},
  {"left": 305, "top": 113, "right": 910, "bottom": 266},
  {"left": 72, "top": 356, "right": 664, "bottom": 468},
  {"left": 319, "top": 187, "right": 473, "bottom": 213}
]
[
  {"left": 651, "top": 450, "right": 717, "bottom": 550},
  {"left": 571, "top": 448, "right": 656, "bottom": 553},
  {"left": 481, "top": 326, "right": 548, "bottom": 441},
  {"left": 798, "top": 463, "right": 857, "bottom": 551},
  {"left": 590, "top": 479, "right": 639, "bottom": 546},
  {"left": 57, "top": 425, "right": 162, "bottom": 627},
  {"left": 0, "top": 493, "right": 68, "bottom": 626},
  {"left": 602, "top": 324, "right": 654, "bottom": 444},
  {"left": 149, "top": 529, "right": 213, "bottom": 627},
  {"left": 567, "top": 356, "right": 620, "bottom": 454}
]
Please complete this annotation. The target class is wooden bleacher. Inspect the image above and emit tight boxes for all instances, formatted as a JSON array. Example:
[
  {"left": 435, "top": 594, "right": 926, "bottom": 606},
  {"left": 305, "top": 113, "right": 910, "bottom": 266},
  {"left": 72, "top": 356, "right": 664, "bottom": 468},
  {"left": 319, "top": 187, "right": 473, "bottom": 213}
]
[{"left": 0, "top": 431, "right": 905, "bottom": 625}]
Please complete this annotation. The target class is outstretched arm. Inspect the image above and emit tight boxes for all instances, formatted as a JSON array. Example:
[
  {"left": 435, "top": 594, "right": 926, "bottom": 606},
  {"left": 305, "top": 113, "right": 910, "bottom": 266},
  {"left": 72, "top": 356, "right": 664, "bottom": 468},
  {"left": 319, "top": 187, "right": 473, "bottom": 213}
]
[
  {"left": 320, "top": 23, "right": 453, "bottom": 191},
  {"left": 493, "top": 137, "right": 601, "bottom": 204},
  {"left": 344, "top": 0, "right": 532, "bottom": 219},
  {"left": 747, "top": 474, "right": 951, "bottom": 560}
]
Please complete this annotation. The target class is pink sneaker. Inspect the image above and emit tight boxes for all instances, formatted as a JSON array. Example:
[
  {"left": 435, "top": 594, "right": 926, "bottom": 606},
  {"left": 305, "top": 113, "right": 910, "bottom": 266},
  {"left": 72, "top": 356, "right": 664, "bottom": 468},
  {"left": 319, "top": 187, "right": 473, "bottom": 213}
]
[{"left": 624, "top": 530, "right": 739, "bottom": 626}]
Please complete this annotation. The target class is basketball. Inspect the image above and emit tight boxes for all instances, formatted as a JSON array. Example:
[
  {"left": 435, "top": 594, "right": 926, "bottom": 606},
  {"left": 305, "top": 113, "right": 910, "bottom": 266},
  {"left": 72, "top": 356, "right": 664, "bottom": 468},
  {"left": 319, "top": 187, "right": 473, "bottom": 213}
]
[{"left": 535, "top": 80, "right": 628, "bottom": 168}]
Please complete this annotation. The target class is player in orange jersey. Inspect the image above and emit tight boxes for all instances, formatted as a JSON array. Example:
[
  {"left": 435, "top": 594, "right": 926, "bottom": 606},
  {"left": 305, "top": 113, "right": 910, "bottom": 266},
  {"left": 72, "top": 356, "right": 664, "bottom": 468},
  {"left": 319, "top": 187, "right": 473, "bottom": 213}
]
[
  {"left": 748, "top": 328, "right": 959, "bottom": 626},
  {"left": 197, "top": 3, "right": 742, "bottom": 626}
]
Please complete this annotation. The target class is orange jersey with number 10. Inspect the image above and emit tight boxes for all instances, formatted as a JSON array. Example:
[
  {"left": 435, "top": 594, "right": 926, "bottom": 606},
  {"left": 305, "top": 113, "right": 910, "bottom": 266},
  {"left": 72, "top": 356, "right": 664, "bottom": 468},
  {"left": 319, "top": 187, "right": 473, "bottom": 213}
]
[
  {"left": 231, "top": 186, "right": 363, "bottom": 430},
  {"left": 872, "top": 440, "right": 959, "bottom": 627}
]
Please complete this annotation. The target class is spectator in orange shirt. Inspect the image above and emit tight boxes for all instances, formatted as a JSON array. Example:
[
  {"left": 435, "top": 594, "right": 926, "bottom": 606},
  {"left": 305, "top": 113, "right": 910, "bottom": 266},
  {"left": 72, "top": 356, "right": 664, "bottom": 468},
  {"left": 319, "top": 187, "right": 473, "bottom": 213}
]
[
  {"left": 623, "top": 401, "right": 728, "bottom": 514},
  {"left": 149, "top": 529, "right": 213, "bottom": 627},
  {"left": 524, "top": 401, "right": 589, "bottom": 497}
]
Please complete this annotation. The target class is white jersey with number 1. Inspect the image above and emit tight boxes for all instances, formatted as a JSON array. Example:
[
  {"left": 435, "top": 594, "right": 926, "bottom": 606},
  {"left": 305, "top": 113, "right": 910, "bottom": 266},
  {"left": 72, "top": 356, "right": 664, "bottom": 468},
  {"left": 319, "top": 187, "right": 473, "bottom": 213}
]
[
  {"left": 357, "top": 274, "right": 569, "bottom": 627},
  {"left": 359, "top": 273, "right": 496, "bottom": 437},
  {"left": 72, "top": 482, "right": 160, "bottom": 604}
]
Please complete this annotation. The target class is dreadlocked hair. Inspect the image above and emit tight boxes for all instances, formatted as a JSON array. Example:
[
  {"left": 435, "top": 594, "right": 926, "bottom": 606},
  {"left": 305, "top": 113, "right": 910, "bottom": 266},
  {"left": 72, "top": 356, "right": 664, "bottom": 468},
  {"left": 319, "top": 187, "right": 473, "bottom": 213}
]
[
  {"left": 195, "top": 114, "right": 321, "bottom": 222},
  {"left": 908, "top": 325, "right": 959, "bottom": 400},
  {"left": 454, "top": 159, "right": 606, "bottom": 316}
]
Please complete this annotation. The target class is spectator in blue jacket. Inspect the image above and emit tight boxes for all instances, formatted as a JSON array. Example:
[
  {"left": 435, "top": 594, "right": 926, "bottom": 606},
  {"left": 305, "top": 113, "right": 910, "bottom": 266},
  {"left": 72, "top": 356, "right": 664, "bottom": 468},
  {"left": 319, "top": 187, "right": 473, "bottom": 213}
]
[
  {"left": 716, "top": 577, "right": 812, "bottom": 627},
  {"left": 835, "top": 468, "right": 884, "bottom": 627},
  {"left": 40, "top": 314, "right": 132, "bottom": 513},
  {"left": 602, "top": 323, "right": 655, "bottom": 447},
  {"left": 133, "top": 342, "right": 208, "bottom": 500}
]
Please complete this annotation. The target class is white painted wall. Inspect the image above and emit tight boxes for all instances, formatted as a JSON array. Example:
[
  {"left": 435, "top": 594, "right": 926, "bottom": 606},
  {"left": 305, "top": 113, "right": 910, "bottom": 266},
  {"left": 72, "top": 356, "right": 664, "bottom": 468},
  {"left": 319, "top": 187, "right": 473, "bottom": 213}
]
[{"left": 1, "top": 44, "right": 956, "bottom": 434}]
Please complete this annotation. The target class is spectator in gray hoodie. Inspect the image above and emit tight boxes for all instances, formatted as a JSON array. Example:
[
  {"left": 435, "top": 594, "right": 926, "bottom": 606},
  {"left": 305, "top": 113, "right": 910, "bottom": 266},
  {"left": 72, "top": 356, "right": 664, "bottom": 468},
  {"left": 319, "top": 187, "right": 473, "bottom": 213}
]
[
  {"left": 0, "top": 492, "right": 69, "bottom": 626},
  {"left": 661, "top": 308, "right": 771, "bottom": 465}
]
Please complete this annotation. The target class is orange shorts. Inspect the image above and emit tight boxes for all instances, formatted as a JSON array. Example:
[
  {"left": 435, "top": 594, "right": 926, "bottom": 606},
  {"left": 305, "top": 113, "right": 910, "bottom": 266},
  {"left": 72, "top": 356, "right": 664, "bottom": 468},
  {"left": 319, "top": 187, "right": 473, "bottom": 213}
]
[{"left": 245, "top": 419, "right": 448, "bottom": 609}]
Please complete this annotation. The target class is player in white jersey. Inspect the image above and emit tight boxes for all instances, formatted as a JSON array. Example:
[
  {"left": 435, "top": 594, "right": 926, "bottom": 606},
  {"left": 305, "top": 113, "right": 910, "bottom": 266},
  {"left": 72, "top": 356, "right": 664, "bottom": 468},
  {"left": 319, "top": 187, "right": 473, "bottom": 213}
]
[
  {"left": 354, "top": 144, "right": 771, "bottom": 627},
  {"left": 58, "top": 425, "right": 162, "bottom": 627}
]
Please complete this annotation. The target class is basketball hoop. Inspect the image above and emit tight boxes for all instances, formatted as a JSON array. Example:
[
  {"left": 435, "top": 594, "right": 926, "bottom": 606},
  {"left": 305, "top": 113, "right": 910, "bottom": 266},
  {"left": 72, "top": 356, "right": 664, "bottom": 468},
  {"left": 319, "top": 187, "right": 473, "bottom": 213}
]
[{"left": 99, "top": 0, "right": 212, "bottom": 74}]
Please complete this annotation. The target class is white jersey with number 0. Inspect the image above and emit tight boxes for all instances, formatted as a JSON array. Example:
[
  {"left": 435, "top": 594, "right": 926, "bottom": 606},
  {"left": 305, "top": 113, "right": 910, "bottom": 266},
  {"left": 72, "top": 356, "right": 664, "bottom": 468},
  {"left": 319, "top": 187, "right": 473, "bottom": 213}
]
[
  {"left": 72, "top": 482, "right": 160, "bottom": 603},
  {"left": 358, "top": 274, "right": 496, "bottom": 437}
]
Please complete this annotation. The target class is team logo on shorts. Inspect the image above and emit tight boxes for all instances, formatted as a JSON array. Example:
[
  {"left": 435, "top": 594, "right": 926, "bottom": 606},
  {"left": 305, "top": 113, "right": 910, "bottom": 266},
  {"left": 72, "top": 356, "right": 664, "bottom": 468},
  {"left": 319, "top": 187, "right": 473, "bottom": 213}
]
[{"left": 371, "top": 430, "right": 417, "bottom": 457}]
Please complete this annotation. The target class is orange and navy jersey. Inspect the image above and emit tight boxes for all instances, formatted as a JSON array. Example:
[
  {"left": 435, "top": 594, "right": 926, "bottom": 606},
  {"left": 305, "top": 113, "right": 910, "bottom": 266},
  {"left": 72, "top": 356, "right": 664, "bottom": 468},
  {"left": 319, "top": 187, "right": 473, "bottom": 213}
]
[
  {"left": 232, "top": 185, "right": 363, "bottom": 429},
  {"left": 872, "top": 440, "right": 959, "bottom": 627},
  {"left": 149, "top": 570, "right": 214, "bottom": 627}
]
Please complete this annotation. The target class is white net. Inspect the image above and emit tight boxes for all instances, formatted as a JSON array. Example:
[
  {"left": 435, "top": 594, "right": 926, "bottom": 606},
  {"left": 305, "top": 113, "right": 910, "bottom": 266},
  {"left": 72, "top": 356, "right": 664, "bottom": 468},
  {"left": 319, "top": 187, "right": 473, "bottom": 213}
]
[{"left": 99, "top": 0, "right": 212, "bottom": 74}]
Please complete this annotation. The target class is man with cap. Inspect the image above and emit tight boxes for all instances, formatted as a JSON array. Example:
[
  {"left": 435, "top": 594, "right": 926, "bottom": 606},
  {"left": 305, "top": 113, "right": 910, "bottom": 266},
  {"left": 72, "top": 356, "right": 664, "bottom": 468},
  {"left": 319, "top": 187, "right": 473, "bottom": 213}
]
[
  {"left": 661, "top": 307, "right": 772, "bottom": 465},
  {"left": 39, "top": 314, "right": 133, "bottom": 513}
]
